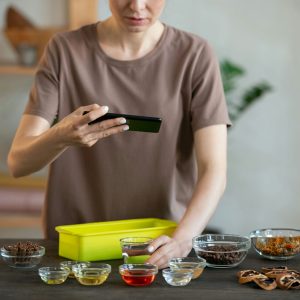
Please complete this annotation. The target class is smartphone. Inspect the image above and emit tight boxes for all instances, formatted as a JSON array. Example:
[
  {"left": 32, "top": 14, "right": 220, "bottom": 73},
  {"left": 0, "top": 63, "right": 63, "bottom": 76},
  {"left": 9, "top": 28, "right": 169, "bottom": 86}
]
[{"left": 83, "top": 112, "right": 162, "bottom": 133}]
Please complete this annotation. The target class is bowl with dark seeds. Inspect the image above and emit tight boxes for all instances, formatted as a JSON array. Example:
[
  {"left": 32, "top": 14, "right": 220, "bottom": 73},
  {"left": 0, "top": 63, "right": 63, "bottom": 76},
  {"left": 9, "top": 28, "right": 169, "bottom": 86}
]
[
  {"left": 192, "top": 234, "right": 250, "bottom": 268},
  {"left": 1, "top": 241, "right": 45, "bottom": 268}
]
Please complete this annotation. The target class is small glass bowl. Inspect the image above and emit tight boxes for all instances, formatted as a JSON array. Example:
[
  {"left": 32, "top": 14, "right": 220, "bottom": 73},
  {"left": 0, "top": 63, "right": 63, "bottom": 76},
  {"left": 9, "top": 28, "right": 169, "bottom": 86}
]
[
  {"left": 72, "top": 263, "right": 111, "bottom": 286},
  {"left": 60, "top": 260, "right": 90, "bottom": 278},
  {"left": 192, "top": 234, "right": 250, "bottom": 268},
  {"left": 169, "top": 257, "right": 206, "bottom": 279},
  {"left": 162, "top": 268, "right": 193, "bottom": 286},
  {"left": 1, "top": 246, "right": 45, "bottom": 268},
  {"left": 250, "top": 228, "right": 300, "bottom": 260},
  {"left": 38, "top": 267, "right": 69, "bottom": 285},
  {"left": 119, "top": 263, "right": 158, "bottom": 287},
  {"left": 120, "top": 237, "right": 153, "bottom": 264}
]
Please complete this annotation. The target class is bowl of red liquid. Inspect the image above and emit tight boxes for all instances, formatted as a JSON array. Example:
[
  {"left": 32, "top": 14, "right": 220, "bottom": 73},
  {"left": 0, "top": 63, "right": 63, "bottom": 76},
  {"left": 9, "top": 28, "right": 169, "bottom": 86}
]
[{"left": 119, "top": 263, "right": 158, "bottom": 287}]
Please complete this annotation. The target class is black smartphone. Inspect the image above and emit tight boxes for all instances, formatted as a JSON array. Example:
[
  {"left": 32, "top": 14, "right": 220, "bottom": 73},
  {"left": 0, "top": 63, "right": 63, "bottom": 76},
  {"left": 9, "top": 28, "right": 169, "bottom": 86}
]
[{"left": 83, "top": 112, "right": 162, "bottom": 133}]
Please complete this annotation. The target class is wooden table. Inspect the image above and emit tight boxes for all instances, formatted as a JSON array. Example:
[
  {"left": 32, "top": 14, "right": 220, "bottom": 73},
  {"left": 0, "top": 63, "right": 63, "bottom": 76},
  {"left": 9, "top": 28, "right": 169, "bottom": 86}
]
[{"left": 0, "top": 239, "right": 299, "bottom": 300}]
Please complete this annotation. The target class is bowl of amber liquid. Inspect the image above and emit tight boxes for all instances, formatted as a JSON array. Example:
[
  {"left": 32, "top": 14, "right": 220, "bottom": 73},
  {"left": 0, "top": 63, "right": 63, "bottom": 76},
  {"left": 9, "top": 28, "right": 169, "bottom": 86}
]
[
  {"left": 38, "top": 267, "right": 69, "bottom": 284},
  {"left": 72, "top": 263, "right": 111, "bottom": 286},
  {"left": 119, "top": 263, "right": 158, "bottom": 287},
  {"left": 169, "top": 257, "right": 206, "bottom": 279}
]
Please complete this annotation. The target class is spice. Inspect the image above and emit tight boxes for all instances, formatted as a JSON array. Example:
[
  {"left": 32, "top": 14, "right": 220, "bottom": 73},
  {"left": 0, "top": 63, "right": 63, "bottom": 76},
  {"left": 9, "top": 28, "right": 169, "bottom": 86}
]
[
  {"left": 195, "top": 245, "right": 246, "bottom": 266},
  {"left": 255, "top": 236, "right": 300, "bottom": 257},
  {"left": 238, "top": 266, "right": 300, "bottom": 290},
  {"left": 4, "top": 241, "right": 40, "bottom": 255},
  {"left": 3, "top": 241, "right": 41, "bottom": 264}
]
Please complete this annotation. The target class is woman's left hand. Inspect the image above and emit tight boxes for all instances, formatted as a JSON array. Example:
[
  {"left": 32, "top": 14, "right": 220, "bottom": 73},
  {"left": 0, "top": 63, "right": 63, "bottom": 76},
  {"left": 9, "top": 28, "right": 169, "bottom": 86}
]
[{"left": 146, "top": 235, "right": 192, "bottom": 269}]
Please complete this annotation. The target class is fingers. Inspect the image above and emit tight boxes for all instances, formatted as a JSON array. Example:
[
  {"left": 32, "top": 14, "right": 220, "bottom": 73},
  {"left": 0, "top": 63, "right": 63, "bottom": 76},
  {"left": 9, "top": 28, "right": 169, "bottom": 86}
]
[
  {"left": 79, "top": 122, "right": 128, "bottom": 147},
  {"left": 146, "top": 236, "right": 192, "bottom": 269},
  {"left": 77, "top": 105, "right": 128, "bottom": 133},
  {"left": 75, "top": 105, "right": 108, "bottom": 128},
  {"left": 92, "top": 122, "right": 129, "bottom": 140},
  {"left": 146, "top": 236, "right": 172, "bottom": 269},
  {"left": 148, "top": 235, "right": 171, "bottom": 253},
  {"left": 61, "top": 104, "right": 129, "bottom": 147},
  {"left": 90, "top": 116, "right": 127, "bottom": 133},
  {"left": 147, "top": 243, "right": 173, "bottom": 269},
  {"left": 76, "top": 105, "right": 129, "bottom": 143}
]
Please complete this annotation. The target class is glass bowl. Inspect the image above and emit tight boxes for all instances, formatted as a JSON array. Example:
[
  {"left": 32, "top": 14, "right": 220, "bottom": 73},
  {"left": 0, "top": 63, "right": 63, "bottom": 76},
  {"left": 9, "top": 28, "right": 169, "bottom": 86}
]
[
  {"left": 192, "top": 234, "right": 250, "bottom": 268},
  {"left": 162, "top": 268, "right": 193, "bottom": 286},
  {"left": 38, "top": 267, "right": 69, "bottom": 284},
  {"left": 60, "top": 260, "right": 90, "bottom": 278},
  {"left": 120, "top": 237, "right": 153, "bottom": 264},
  {"left": 169, "top": 257, "right": 206, "bottom": 279},
  {"left": 119, "top": 263, "right": 158, "bottom": 286},
  {"left": 72, "top": 262, "right": 111, "bottom": 285},
  {"left": 1, "top": 245, "right": 45, "bottom": 268},
  {"left": 250, "top": 228, "right": 300, "bottom": 260}
]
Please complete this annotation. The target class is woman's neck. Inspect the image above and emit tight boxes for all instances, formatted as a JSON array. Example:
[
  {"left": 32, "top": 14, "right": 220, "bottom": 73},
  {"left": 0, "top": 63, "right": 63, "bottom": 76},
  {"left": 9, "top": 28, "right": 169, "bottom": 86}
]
[{"left": 97, "top": 18, "right": 165, "bottom": 60}]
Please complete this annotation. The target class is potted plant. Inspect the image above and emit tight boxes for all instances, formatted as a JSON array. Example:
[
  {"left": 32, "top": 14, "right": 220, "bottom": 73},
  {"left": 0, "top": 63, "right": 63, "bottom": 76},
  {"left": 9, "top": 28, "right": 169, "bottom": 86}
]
[{"left": 220, "top": 59, "right": 272, "bottom": 122}]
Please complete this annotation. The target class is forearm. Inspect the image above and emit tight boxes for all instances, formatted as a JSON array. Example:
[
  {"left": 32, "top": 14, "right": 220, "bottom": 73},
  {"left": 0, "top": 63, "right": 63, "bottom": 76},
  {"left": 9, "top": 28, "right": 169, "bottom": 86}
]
[
  {"left": 147, "top": 168, "right": 227, "bottom": 268},
  {"left": 8, "top": 105, "right": 128, "bottom": 177},
  {"left": 172, "top": 167, "right": 226, "bottom": 246},
  {"left": 8, "top": 124, "right": 68, "bottom": 177}
]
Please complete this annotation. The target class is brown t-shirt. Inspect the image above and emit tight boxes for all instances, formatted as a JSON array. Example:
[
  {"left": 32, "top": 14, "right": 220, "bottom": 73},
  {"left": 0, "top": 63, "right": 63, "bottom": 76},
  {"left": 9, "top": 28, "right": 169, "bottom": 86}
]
[{"left": 25, "top": 23, "right": 231, "bottom": 239}]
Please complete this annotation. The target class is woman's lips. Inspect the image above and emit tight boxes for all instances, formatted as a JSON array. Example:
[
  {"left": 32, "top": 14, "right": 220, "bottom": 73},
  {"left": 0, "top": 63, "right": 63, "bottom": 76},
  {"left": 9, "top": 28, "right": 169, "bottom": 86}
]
[{"left": 125, "top": 17, "right": 149, "bottom": 26}]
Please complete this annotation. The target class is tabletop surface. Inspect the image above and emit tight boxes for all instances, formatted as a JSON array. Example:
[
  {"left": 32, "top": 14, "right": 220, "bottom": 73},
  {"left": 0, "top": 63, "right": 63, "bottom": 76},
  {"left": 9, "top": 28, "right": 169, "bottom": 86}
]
[{"left": 0, "top": 239, "right": 299, "bottom": 300}]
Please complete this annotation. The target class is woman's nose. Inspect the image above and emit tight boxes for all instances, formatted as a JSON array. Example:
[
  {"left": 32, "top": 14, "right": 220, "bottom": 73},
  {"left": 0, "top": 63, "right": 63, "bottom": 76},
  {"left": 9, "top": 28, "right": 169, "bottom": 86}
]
[{"left": 129, "top": 0, "right": 146, "bottom": 12}]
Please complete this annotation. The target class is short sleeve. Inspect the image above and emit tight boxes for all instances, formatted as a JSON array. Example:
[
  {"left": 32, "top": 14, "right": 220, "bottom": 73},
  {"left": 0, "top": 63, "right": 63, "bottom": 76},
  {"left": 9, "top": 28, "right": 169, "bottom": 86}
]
[
  {"left": 190, "top": 41, "right": 232, "bottom": 131},
  {"left": 24, "top": 34, "right": 61, "bottom": 124}
]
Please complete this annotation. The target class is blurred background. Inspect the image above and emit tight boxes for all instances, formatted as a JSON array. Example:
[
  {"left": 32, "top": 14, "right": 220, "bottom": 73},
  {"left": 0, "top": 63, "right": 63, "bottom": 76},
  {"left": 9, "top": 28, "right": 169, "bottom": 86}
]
[{"left": 0, "top": 0, "right": 299, "bottom": 238}]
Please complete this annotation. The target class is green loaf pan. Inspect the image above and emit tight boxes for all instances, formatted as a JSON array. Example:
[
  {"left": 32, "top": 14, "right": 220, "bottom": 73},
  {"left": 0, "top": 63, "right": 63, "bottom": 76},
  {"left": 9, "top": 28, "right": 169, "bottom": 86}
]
[{"left": 55, "top": 218, "right": 177, "bottom": 261}]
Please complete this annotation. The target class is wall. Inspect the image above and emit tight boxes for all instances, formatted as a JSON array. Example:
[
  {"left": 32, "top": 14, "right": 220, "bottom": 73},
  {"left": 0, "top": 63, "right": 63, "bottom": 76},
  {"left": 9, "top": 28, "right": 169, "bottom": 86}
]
[
  {"left": 161, "top": 0, "right": 300, "bottom": 234},
  {"left": 0, "top": 0, "right": 299, "bottom": 235}
]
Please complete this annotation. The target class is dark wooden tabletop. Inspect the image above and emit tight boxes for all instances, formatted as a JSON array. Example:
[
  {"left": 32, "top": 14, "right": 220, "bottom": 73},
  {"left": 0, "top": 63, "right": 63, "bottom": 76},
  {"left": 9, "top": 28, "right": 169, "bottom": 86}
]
[{"left": 0, "top": 239, "right": 299, "bottom": 300}]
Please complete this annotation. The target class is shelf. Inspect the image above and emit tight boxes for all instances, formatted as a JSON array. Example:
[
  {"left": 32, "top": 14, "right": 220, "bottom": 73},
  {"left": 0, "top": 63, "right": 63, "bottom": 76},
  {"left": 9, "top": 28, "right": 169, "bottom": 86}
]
[
  {"left": 0, "top": 172, "right": 46, "bottom": 189},
  {"left": 0, "top": 65, "right": 36, "bottom": 75},
  {"left": 1, "top": 0, "right": 98, "bottom": 76}
]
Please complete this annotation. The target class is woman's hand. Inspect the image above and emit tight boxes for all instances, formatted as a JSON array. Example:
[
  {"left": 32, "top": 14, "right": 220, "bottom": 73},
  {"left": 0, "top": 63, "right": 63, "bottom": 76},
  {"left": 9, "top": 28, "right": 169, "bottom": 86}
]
[
  {"left": 54, "top": 104, "right": 129, "bottom": 148},
  {"left": 146, "top": 235, "right": 192, "bottom": 269},
  {"left": 7, "top": 103, "right": 129, "bottom": 177}
]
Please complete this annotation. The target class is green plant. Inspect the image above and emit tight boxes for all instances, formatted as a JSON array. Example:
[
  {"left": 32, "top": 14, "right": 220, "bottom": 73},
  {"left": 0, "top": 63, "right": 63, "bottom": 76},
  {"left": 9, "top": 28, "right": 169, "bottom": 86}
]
[{"left": 220, "top": 59, "right": 272, "bottom": 122}]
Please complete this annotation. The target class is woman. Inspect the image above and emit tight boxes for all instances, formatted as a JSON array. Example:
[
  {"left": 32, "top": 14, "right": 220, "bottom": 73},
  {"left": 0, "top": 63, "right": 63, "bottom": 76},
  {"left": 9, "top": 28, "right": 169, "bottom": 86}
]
[{"left": 8, "top": 0, "right": 231, "bottom": 268}]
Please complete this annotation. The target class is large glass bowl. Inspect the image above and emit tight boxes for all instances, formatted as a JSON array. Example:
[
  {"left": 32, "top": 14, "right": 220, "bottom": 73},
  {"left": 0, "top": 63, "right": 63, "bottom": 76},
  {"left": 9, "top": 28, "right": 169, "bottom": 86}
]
[
  {"left": 1, "top": 246, "right": 45, "bottom": 268},
  {"left": 250, "top": 228, "right": 300, "bottom": 260},
  {"left": 192, "top": 234, "right": 250, "bottom": 268}
]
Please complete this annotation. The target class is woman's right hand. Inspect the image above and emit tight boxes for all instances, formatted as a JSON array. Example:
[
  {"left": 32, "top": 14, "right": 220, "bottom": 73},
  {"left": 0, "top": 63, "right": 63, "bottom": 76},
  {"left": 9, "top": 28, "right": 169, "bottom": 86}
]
[
  {"left": 7, "top": 104, "right": 128, "bottom": 177},
  {"left": 53, "top": 104, "right": 129, "bottom": 148}
]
